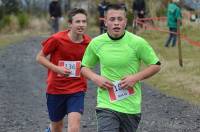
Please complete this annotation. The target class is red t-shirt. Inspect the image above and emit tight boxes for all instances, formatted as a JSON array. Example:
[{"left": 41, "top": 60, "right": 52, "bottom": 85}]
[{"left": 41, "top": 30, "right": 91, "bottom": 94}]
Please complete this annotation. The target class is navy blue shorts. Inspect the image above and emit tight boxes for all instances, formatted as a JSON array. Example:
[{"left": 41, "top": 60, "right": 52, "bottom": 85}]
[{"left": 46, "top": 91, "right": 85, "bottom": 122}]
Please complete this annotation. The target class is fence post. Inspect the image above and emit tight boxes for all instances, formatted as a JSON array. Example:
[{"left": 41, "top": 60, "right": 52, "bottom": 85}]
[{"left": 177, "top": 20, "right": 183, "bottom": 67}]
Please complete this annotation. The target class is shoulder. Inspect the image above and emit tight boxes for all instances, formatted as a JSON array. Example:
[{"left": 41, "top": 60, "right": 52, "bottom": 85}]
[
  {"left": 124, "top": 31, "right": 149, "bottom": 49},
  {"left": 176, "top": 5, "right": 181, "bottom": 11},
  {"left": 87, "top": 33, "right": 108, "bottom": 50},
  {"left": 52, "top": 31, "right": 66, "bottom": 39},
  {"left": 126, "top": 31, "right": 147, "bottom": 43},
  {"left": 92, "top": 33, "right": 108, "bottom": 42}
]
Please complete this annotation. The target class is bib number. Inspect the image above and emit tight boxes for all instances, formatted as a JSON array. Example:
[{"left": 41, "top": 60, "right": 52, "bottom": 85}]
[
  {"left": 58, "top": 61, "right": 81, "bottom": 77},
  {"left": 108, "top": 81, "right": 134, "bottom": 102}
]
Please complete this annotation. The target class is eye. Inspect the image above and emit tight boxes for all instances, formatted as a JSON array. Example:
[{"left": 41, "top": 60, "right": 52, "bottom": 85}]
[
  {"left": 75, "top": 20, "right": 80, "bottom": 23},
  {"left": 82, "top": 20, "right": 87, "bottom": 23},
  {"left": 109, "top": 17, "right": 115, "bottom": 21},
  {"left": 118, "top": 17, "right": 123, "bottom": 21}
]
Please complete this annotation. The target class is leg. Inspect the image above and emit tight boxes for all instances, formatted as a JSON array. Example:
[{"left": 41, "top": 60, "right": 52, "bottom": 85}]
[
  {"left": 46, "top": 94, "right": 67, "bottom": 132},
  {"left": 51, "top": 120, "right": 64, "bottom": 132},
  {"left": 100, "top": 20, "right": 105, "bottom": 34},
  {"left": 66, "top": 92, "right": 85, "bottom": 132},
  {"left": 165, "top": 33, "right": 172, "bottom": 47},
  {"left": 96, "top": 108, "right": 120, "bottom": 132},
  {"left": 54, "top": 17, "right": 59, "bottom": 33},
  {"left": 165, "top": 28, "right": 173, "bottom": 47},
  {"left": 132, "top": 12, "right": 138, "bottom": 33},
  {"left": 138, "top": 13, "right": 144, "bottom": 28},
  {"left": 50, "top": 19, "right": 55, "bottom": 34},
  {"left": 119, "top": 113, "right": 141, "bottom": 132},
  {"left": 68, "top": 112, "right": 81, "bottom": 132},
  {"left": 171, "top": 28, "right": 177, "bottom": 47},
  {"left": 100, "top": 26, "right": 104, "bottom": 34},
  {"left": 132, "top": 18, "right": 137, "bottom": 33}
]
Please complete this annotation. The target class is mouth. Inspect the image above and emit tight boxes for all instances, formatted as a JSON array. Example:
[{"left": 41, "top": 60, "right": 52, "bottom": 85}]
[
  {"left": 113, "top": 27, "right": 121, "bottom": 32},
  {"left": 77, "top": 28, "right": 84, "bottom": 32}
]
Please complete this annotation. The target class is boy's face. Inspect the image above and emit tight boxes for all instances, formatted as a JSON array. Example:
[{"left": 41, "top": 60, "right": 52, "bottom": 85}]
[
  {"left": 69, "top": 13, "right": 87, "bottom": 35},
  {"left": 105, "top": 9, "right": 127, "bottom": 38}
]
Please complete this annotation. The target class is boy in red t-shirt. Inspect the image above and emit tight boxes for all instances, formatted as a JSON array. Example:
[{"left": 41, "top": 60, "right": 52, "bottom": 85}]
[{"left": 36, "top": 8, "right": 91, "bottom": 132}]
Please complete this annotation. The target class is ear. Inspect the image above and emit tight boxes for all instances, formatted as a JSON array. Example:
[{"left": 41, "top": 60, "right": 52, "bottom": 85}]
[
  {"left": 68, "top": 21, "right": 72, "bottom": 28},
  {"left": 125, "top": 18, "right": 128, "bottom": 25},
  {"left": 68, "top": 19, "right": 72, "bottom": 24},
  {"left": 104, "top": 17, "right": 107, "bottom": 27}
]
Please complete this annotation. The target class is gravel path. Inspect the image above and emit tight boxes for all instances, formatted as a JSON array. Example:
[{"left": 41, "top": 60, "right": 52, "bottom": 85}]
[{"left": 0, "top": 36, "right": 200, "bottom": 132}]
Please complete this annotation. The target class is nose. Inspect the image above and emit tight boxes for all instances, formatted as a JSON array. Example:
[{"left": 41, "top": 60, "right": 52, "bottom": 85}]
[
  {"left": 113, "top": 20, "right": 119, "bottom": 25},
  {"left": 80, "top": 21, "right": 86, "bottom": 26}
]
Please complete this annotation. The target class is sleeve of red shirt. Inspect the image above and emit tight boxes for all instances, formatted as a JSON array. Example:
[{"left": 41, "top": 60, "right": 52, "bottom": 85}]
[{"left": 41, "top": 36, "right": 59, "bottom": 56}]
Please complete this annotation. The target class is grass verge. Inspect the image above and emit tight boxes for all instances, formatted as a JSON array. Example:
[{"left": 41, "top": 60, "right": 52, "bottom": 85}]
[
  {"left": 140, "top": 26, "right": 200, "bottom": 105},
  {"left": 0, "top": 31, "right": 49, "bottom": 49}
]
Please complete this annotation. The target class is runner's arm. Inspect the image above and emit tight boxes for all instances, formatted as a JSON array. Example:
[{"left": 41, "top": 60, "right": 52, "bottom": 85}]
[
  {"left": 81, "top": 66, "right": 113, "bottom": 89},
  {"left": 133, "top": 63, "right": 161, "bottom": 81},
  {"left": 120, "top": 63, "right": 161, "bottom": 89},
  {"left": 36, "top": 50, "right": 70, "bottom": 75}
]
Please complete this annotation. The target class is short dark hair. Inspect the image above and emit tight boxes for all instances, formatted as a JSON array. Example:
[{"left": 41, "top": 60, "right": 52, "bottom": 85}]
[
  {"left": 105, "top": 3, "right": 126, "bottom": 13},
  {"left": 68, "top": 8, "right": 87, "bottom": 23}
]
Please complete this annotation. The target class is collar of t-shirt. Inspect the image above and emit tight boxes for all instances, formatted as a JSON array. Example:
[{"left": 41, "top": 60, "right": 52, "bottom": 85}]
[{"left": 107, "top": 32, "right": 125, "bottom": 40}]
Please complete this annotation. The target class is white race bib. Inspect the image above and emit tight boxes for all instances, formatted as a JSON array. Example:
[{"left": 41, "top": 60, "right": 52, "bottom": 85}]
[
  {"left": 108, "top": 81, "right": 134, "bottom": 102},
  {"left": 58, "top": 61, "right": 81, "bottom": 77}
]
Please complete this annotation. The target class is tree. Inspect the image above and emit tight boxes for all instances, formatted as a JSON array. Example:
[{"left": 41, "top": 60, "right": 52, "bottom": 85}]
[{"left": 1, "top": 0, "right": 20, "bottom": 14}]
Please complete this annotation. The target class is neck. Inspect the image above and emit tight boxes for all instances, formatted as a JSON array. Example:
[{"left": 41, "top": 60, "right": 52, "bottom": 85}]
[
  {"left": 107, "top": 32, "right": 126, "bottom": 40},
  {"left": 68, "top": 31, "right": 83, "bottom": 43}
]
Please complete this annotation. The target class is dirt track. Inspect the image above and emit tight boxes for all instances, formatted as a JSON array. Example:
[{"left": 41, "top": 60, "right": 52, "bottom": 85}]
[{"left": 0, "top": 36, "right": 200, "bottom": 132}]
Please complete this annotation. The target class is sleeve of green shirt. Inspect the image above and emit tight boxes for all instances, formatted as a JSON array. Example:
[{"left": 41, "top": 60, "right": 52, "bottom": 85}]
[{"left": 136, "top": 39, "right": 159, "bottom": 66}]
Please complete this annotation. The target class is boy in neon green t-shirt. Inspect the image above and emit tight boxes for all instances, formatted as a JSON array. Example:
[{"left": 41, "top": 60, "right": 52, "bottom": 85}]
[{"left": 81, "top": 4, "right": 161, "bottom": 132}]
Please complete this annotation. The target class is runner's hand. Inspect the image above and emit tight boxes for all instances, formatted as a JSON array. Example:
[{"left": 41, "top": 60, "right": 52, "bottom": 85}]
[
  {"left": 93, "top": 76, "right": 113, "bottom": 90},
  {"left": 56, "top": 66, "right": 71, "bottom": 77},
  {"left": 120, "top": 75, "right": 139, "bottom": 89}
]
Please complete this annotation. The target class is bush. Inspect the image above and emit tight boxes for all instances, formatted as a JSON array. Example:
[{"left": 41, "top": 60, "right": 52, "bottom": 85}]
[
  {"left": 17, "top": 12, "right": 29, "bottom": 29},
  {"left": 0, "top": 15, "right": 11, "bottom": 30},
  {"left": 156, "top": 6, "right": 167, "bottom": 17}
]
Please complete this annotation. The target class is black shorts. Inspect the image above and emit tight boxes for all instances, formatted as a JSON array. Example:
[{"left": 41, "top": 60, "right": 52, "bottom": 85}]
[{"left": 96, "top": 108, "right": 141, "bottom": 132}]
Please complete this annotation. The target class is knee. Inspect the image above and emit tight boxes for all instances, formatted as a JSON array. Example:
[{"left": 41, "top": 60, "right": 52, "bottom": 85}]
[
  {"left": 51, "top": 121, "right": 63, "bottom": 132},
  {"left": 68, "top": 125, "right": 80, "bottom": 132}
]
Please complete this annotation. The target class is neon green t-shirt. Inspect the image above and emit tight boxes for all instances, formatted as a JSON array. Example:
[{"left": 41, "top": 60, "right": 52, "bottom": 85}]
[{"left": 82, "top": 31, "right": 159, "bottom": 114}]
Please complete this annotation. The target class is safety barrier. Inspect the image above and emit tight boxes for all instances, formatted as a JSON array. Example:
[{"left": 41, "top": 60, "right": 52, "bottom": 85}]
[{"left": 134, "top": 16, "right": 200, "bottom": 47}]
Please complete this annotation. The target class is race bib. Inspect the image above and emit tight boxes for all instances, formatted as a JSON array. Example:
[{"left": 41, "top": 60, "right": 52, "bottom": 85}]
[
  {"left": 108, "top": 81, "right": 134, "bottom": 102},
  {"left": 58, "top": 61, "right": 81, "bottom": 77}
]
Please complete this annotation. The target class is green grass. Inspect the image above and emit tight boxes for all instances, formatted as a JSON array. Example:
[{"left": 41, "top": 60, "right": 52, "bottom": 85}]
[{"left": 139, "top": 24, "right": 200, "bottom": 105}]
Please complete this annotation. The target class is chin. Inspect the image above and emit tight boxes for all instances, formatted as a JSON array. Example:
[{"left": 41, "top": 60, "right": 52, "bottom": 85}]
[{"left": 113, "top": 33, "right": 122, "bottom": 37}]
